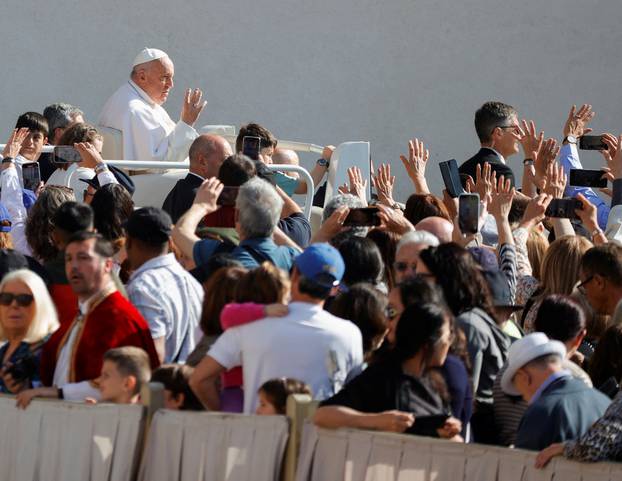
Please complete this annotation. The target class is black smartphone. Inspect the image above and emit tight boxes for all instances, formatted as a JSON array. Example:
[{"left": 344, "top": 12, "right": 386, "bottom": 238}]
[
  {"left": 242, "top": 136, "right": 261, "bottom": 161},
  {"left": 458, "top": 193, "right": 479, "bottom": 234},
  {"left": 407, "top": 414, "right": 450, "bottom": 433},
  {"left": 545, "top": 198, "right": 583, "bottom": 220},
  {"left": 343, "top": 207, "right": 381, "bottom": 227},
  {"left": 439, "top": 159, "right": 465, "bottom": 198},
  {"left": 579, "top": 135, "right": 606, "bottom": 151},
  {"left": 22, "top": 162, "right": 41, "bottom": 191},
  {"left": 217, "top": 186, "right": 239, "bottom": 206},
  {"left": 569, "top": 169, "right": 607, "bottom": 188},
  {"left": 53, "top": 145, "right": 82, "bottom": 164}
]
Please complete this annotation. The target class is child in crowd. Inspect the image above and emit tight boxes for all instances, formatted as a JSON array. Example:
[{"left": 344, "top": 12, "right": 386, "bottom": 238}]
[
  {"left": 256, "top": 378, "right": 312, "bottom": 415},
  {"left": 98, "top": 346, "right": 151, "bottom": 404},
  {"left": 151, "top": 364, "right": 203, "bottom": 411}
]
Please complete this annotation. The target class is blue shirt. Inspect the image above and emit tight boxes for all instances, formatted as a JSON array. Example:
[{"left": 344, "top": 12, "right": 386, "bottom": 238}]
[
  {"left": 559, "top": 143, "right": 610, "bottom": 229},
  {"left": 193, "top": 236, "right": 298, "bottom": 271}
]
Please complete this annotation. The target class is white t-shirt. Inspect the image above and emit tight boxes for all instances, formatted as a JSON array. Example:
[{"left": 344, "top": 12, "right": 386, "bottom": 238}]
[
  {"left": 208, "top": 301, "right": 364, "bottom": 413},
  {"left": 46, "top": 164, "right": 95, "bottom": 202}
]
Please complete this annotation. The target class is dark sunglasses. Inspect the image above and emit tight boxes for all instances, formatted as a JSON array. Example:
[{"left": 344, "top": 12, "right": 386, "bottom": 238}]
[{"left": 0, "top": 292, "right": 34, "bottom": 307}]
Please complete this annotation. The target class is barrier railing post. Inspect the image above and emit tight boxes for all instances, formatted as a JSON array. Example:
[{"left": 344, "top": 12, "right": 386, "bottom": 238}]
[{"left": 282, "top": 394, "right": 318, "bottom": 481}]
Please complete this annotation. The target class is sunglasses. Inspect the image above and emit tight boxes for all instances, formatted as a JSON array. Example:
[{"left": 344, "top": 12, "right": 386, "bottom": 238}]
[{"left": 0, "top": 292, "right": 34, "bottom": 307}]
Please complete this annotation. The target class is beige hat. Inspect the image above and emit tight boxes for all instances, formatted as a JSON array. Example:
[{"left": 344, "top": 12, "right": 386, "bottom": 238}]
[{"left": 132, "top": 48, "right": 168, "bottom": 67}]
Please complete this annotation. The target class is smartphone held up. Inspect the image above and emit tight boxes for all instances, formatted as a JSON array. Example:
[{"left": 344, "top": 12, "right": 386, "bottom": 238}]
[{"left": 458, "top": 193, "right": 480, "bottom": 235}]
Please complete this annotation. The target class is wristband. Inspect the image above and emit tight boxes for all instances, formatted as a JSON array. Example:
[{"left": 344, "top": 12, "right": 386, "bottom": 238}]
[
  {"left": 94, "top": 163, "right": 108, "bottom": 174},
  {"left": 592, "top": 228, "right": 604, "bottom": 238},
  {"left": 1, "top": 157, "right": 14, "bottom": 164}
]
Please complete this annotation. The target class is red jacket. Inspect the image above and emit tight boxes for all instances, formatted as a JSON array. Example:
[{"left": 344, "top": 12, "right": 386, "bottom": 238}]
[{"left": 40, "top": 290, "right": 159, "bottom": 386}]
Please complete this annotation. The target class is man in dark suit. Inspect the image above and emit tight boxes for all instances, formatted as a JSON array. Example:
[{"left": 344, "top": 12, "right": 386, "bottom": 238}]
[
  {"left": 501, "top": 333, "right": 610, "bottom": 451},
  {"left": 162, "top": 134, "right": 232, "bottom": 223},
  {"left": 459, "top": 101, "right": 522, "bottom": 187}
]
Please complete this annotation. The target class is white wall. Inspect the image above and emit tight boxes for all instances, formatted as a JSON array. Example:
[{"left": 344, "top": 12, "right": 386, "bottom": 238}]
[{"left": 1, "top": 0, "right": 621, "bottom": 200}]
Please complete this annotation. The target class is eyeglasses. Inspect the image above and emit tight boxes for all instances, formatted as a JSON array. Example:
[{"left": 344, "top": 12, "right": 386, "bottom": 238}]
[
  {"left": 495, "top": 124, "right": 520, "bottom": 135},
  {"left": 0, "top": 292, "right": 34, "bottom": 307},
  {"left": 577, "top": 275, "right": 594, "bottom": 294},
  {"left": 393, "top": 261, "right": 417, "bottom": 273}
]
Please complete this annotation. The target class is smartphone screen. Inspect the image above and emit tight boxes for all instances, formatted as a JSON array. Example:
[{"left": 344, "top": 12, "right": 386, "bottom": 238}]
[
  {"left": 458, "top": 194, "right": 479, "bottom": 234},
  {"left": 216, "top": 186, "right": 239, "bottom": 206},
  {"left": 22, "top": 162, "right": 41, "bottom": 191},
  {"left": 53, "top": 146, "right": 82, "bottom": 164},
  {"left": 545, "top": 198, "right": 583, "bottom": 220},
  {"left": 439, "top": 159, "right": 465, "bottom": 198},
  {"left": 579, "top": 135, "right": 606, "bottom": 151},
  {"left": 343, "top": 207, "right": 381, "bottom": 227},
  {"left": 569, "top": 169, "right": 607, "bottom": 188},
  {"left": 242, "top": 136, "right": 261, "bottom": 161}
]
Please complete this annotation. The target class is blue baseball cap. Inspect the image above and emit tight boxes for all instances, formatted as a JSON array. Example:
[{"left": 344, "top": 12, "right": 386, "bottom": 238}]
[
  {"left": 0, "top": 203, "right": 11, "bottom": 232},
  {"left": 295, "top": 243, "right": 345, "bottom": 288}
]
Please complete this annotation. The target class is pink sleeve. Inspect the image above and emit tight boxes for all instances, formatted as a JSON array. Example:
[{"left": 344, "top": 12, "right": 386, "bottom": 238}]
[{"left": 220, "top": 302, "right": 265, "bottom": 330}]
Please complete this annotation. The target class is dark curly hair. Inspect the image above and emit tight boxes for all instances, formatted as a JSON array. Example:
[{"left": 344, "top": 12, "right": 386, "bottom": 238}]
[
  {"left": 91, "top": 184, "right": 134, "bottom": 246},
  {"left": 419, "top": 243, "right": 498, "bottom": 323},
  {"left": 25, "top": 185, "right": 75, "bottom": 262}
]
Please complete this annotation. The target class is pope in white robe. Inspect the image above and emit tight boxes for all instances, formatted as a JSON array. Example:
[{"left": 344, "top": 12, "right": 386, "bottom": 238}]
[{"left": 98, "top": 48, "right": 206, "bottom": 162}]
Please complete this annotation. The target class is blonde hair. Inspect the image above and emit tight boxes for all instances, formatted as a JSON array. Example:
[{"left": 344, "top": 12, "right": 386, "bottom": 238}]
[
  {"left": 0, "top": 269, "right": 59, "bottom": 343},
  {"left": 540, "top": 235, "right": 592, "bottom": 297},
  {"left": 526, "top": 228, "right": 549, "bottom": 281}
]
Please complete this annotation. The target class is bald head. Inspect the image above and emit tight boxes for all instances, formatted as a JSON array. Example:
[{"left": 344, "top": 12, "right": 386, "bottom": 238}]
[
  {"left": 272, "top": 148, "right": 300, "bottom": 179},
  {"left": 188, "top": 134, "right": 233, "bottom": 179},
  {"left": 415, "top": 216, "right": 453, "bottom": 244}
]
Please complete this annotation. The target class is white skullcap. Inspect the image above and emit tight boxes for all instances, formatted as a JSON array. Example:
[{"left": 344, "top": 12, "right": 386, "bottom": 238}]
[{"left": 132, "top": 48, "right": 169, "bottom": 67}]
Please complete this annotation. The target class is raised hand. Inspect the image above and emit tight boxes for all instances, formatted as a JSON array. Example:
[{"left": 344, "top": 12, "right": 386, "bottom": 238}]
[
  {"left": 563, "top": 104, "right": 595, "bottom": 139},
  {"left": 533, "top": 138, "right": 560, "bottom": 189},
  {"left": 489, "top": 175, "right": 515, "bottom": 220},
  {"left": 181, "top": 88, "right": 207, "bottom": 126},
  {"left": 542, "top": 162, "right": 567, "bottom": 199},
  {"left": 376, "top": 204, "right": 414, "bottom": 235},
  {"left": 74, "top": 142, "right": 105, "bottom": 168},
  {"left": 194, "top": 177, "right": 223, "bottom": 213},
  {"left": 574, "top": 193, "right": 598, "bottom": 233},
  {"left": 2, "top": 128, "right": 29, "bottom": 159},
  {"left": 341, "top": 166, "right": 368, "bottom": 203},
  {"left": 520, "top": 193, "right": 553, "bottom": 229},
  {"left": 372, "top": 163, "right": 396, "bottom": 206},
  {"left": 603, "top": 134, "right": 622, "bottom": 179},
  {"left": 519, "top": 120, "right": 544, "bottom": 160},
  {"left": 400, "top": 138, "right": 430, "bottom": 194},
  {"left": 466, "top": 162, "right": 495, "bottom": 204}
]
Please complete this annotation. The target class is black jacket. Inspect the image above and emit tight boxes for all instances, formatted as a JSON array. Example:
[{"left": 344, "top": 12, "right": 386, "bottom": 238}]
[
  {"left": 162, "top": 173, "right": 204, "bottom": 224},
  {"left": 459, "top": 148, "right": 515, "bottom": 188}
]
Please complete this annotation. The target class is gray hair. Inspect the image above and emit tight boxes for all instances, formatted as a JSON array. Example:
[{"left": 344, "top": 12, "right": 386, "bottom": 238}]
[
  {"left": 236, "top": 177, "right": 283, "bottom": 238},
  {"left": 396, "top": 230, "right": 440, "bottom": 254},
  {"left": 43, "top": 103, "right": 83, "bottom": 137},
  {"left": 322, "top": 194, "right": 366, "bottom": 222}
]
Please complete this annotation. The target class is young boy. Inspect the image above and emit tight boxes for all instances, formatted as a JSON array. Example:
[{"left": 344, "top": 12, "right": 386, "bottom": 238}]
[
  {"left": 151, "top": 364, "right": 203, "bottom": 410},
  {"left": 4, "top": 112, "right": 49, "bottom": 186},
  {"left": 98, "top": 346, "right": 151, "bottom": 404}
]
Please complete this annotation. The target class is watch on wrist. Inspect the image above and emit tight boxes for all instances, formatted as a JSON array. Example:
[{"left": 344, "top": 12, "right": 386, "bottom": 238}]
[
  {"left": 1, "top": 157, "right": 14, "bottom": 164},
  {"left": 94, "top": 163, "right": 108, "bottom": 174},
  {"left": 564, "top": 135, "right": 577, "bottom": 145},
  {"left": 317, "top": 158, "right": 329, "bottom": 168}
]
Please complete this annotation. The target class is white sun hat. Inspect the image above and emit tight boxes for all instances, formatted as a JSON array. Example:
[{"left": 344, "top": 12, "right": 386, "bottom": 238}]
[{"left": 501, "top": 332, "right": 566, "bottom": 396}]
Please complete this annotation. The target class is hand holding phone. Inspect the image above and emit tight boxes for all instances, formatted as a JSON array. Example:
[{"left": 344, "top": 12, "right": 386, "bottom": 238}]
[
  {"left": 458, "top": 194, "right": 480, "bottom": 235},
  {"left": 569, "top": 169, "right": 607, "bottom": 188},
  {"left": 545, "top": 198, "right": 583, "bottom": 220},
  {"left": 579, "top": 135, "right": 606, "bottom": 151},
  {"left": 343, "top": 207, "right": 381, "bottom": 227},
  {"left": 53, "top": 146, "right": 82, "bottom": 164},
  {"left": 22, "top": 162, "right": 41, "bottom": 191},
  {"left": 242, "top": 136, "right": 261, "bottom": 161},
  {"left": 439, "top": 159, "right": 465, "bottom": 198}
]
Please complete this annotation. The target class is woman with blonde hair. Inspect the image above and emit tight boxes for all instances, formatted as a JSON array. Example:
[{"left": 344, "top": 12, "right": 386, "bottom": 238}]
[
  {"left": 521, "top": 235, "right": 593, "bottom": 332},
  {"left": 0, "top": 269, "right": 59, "bottom": 393}
]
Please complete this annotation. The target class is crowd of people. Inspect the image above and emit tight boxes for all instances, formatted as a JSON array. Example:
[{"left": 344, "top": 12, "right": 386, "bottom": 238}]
[{"left": 1, "top": 46, "right": 622, "bottom": 468}]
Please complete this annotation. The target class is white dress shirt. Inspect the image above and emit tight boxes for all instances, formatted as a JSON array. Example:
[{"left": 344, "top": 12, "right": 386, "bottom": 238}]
[
  {"left": 98, "top": 80, "right": 198, "bottom": 162},
  {"left": 0, "top": 165, "right": 31, "bottom": 256},
  {"left": 127, "top": 253, "right": 203, "bottom": 363}
]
